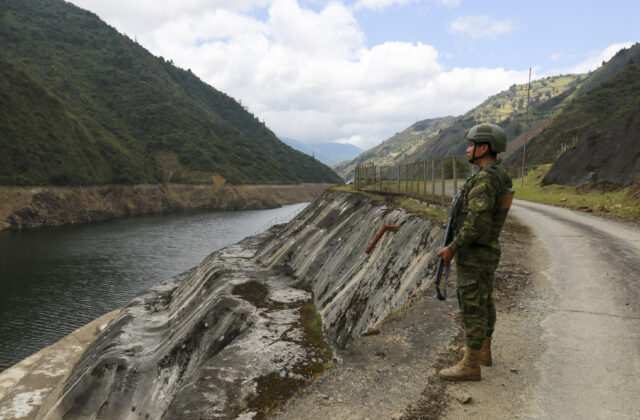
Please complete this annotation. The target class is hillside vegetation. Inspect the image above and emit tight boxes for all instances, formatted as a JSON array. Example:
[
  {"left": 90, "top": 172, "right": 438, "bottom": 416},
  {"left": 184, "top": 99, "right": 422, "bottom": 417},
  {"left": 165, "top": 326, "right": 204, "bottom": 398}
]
[
  {"left": 465, "top": 74, "right": 587, "bottom": 123},
  {"left": 530, "top": 58, "right": 640, "bottom": 189},
  {"left": 513, "top": 165, "right": 640, "bottom": 221},
  {"left": 346, "top": 43, "right": 640, "bottom": 193},
  {"left": 0, "top": 0, "right": 342, "bottom": 186},
  {"left": 400, "top": 73, "right": 587, "bottom": 165},
  {"left": 507, "top": 45, "right": 640, "bottom": 172},
  {"left": 338, "top": 72, "right": 587, "bottom": 180}
]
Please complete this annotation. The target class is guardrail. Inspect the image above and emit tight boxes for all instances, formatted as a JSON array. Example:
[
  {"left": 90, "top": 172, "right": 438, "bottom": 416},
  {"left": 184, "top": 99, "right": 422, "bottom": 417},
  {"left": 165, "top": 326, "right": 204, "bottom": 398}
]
[
  {"left": 253, "top": 204, "right": 307, "bottom": 235},
  {"left": 354, "top": 155, "right": 474, "bottom": 204}
]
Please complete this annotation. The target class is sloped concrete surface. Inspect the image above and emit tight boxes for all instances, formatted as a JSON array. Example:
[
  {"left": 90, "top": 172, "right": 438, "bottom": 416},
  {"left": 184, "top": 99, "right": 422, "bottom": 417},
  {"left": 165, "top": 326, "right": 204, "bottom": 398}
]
[
  {"left": 0, "top": 311, "right": 119, "bottom": 420},
  {"left": 257, "top": 191, "right": 443, "bottom": 348},
  {"left": 38, "top": 234, "right": 329, "bottom": 419},
  {"left": 0, "top": 190, "right": 447, "bottom": 419}
]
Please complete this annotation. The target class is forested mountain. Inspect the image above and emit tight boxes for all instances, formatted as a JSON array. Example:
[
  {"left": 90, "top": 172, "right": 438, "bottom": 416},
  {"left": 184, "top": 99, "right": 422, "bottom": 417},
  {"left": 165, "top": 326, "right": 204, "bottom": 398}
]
[
  {"left": 332, "top": 116, "right": 456, "bottom": 181},
  {"left": 0, "top": 0, "right": 342, "bottom": 186}
]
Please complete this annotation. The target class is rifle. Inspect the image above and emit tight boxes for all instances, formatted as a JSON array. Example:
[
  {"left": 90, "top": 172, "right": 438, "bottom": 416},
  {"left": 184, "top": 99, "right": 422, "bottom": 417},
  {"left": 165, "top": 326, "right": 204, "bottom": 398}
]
[{"left": 435, "top": 188, "right": 463, "bottom": 300}]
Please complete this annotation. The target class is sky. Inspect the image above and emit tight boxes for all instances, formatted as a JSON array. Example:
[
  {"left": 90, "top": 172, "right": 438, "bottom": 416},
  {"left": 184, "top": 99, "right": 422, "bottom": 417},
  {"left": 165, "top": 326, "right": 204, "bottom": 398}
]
[{"left": 70, "top": 0, "right": 638, "bottom": 149}]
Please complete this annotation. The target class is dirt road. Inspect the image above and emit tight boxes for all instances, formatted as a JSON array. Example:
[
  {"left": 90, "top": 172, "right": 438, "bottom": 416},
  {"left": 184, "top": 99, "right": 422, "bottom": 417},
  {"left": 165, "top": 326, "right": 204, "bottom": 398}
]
[{"left": 443, "top": 200, "right": 640, "bottom": 419}]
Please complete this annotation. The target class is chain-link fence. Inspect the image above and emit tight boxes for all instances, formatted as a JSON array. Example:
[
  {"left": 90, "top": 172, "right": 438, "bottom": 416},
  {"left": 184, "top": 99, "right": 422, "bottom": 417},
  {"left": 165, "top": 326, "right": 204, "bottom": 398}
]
[{"left": 354, "top": 155, "right": 474, "bottom": 204}]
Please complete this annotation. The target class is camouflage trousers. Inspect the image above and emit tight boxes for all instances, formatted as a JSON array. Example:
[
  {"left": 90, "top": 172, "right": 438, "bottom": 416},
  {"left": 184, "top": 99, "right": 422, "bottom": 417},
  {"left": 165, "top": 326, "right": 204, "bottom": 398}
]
[{"left": 456, "top": 262, "right": 498, "bottom": 350}]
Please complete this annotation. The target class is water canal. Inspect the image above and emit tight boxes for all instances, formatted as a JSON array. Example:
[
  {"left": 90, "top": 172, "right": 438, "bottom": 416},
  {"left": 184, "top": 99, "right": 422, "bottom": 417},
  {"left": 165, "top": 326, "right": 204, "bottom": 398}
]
[{"left": 0, "top": 203, "right": 308, "bottom": 371}]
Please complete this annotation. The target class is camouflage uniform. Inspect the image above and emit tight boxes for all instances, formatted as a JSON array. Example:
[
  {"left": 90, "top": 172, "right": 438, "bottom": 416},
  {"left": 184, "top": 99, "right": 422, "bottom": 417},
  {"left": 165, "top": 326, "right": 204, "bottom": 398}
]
[{"left": 448, "top": 159, "right": 512, "bottom": 350}]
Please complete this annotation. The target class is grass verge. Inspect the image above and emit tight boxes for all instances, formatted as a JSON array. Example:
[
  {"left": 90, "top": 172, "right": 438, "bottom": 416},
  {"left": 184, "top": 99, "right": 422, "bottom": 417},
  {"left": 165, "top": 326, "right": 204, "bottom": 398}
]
[
  {"left": 333, "top": 185, "right": 447, "bottom": 222},
  {"left": 513, "top": 165, "right": 640, "bottom": 221}
]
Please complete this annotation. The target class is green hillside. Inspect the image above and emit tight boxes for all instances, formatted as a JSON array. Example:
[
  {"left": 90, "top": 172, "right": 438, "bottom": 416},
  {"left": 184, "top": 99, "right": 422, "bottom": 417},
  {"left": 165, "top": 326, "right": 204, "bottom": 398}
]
[
  {"left": 0, "top": 0, "right": 342, "bottom": 186},
  {"left": 506, "top": 43, "right": 640, "bottom": 173},
  {"left": 386, "top": 43, "right": 640, "bottom": 170},
  {"left": 464, "top": 74, "right": 587, "bottom": 123},
  {"left": 521, "top": 58, "right": 640, "bottom": 189},
  {"left": 0, "top": 52, "right": 123, "bottom": 185},
  {"left": 332, "top": 116, "right": 456, "bottom": 181},
  {"left": 398, "top": 73, "right": 587, "bottom": 165}
]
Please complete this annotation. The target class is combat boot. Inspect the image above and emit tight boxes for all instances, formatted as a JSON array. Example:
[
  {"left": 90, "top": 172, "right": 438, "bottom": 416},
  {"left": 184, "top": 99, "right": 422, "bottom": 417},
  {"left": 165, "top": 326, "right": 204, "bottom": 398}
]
[
  {"left": 438, "top": 347, "right": 481, "bottom": 381},
  {"left": 479, "top": 336, "right": 492, "bottom": 367}
]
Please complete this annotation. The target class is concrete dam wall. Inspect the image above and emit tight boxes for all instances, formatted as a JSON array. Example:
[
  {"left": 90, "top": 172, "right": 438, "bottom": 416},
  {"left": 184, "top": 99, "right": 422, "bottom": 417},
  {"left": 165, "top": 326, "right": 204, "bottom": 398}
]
[{"left": 30, "top": 190, "right": 443, "bottom": 419}]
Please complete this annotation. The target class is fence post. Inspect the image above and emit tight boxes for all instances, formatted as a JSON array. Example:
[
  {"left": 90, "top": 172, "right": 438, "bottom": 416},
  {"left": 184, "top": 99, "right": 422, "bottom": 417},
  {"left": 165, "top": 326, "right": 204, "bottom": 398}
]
[
  {"left": 365, "top": 164, "right": 369, "bottom": 190},
  {"left": 405, "top": 164, "right": 408, "bottom": 193},
  {"left": 372, "top": 163, "right": 375, "bottom": 191},
  {"left": 411, "top": 164, "right": 414, "bottom": 195},
  {"left": 423, "top": 161, "right": 427, "bottom": 199},
  {"left": 363, "top": 164, "right": 366, "bottom": 190},
  {"left": 396, "top": 164, "right": 400, "bottom": 193},
  {"left": 431, "top": 160, "right": 435, "bottom": 199},
  {"left": 441, "top": 159, "right": 445, "bottom": 205},
  {"left": 453, "top": 157, "right": 458, "bottom": 194},
  {"left": 409, "top": 164, "right": 412, "bottom": 194},
  {"left": 384, "top": 166, "right": 387, "bottom": 192}
]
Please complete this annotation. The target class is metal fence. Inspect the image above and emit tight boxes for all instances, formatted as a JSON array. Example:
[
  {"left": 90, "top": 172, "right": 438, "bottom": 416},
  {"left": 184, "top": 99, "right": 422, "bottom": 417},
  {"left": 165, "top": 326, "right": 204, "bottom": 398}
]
[
  {"left": 253, "top": 204, "right": 307, "bottom": 235},
  {"left": 354, "top": 155, "right": 474, "bottom": 204}
]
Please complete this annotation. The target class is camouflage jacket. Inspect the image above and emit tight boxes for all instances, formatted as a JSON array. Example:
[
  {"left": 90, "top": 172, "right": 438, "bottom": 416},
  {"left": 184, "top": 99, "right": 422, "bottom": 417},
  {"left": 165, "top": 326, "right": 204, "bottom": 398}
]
[{"left": 448, "top": 159, "right": 512, "bottom": 259}]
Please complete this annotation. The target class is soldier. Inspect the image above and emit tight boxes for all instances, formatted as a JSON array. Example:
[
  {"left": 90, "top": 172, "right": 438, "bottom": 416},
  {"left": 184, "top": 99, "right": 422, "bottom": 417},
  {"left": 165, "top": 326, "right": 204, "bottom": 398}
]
[{"left": 436, "top": 123, "right": 514, "bottom": 381}]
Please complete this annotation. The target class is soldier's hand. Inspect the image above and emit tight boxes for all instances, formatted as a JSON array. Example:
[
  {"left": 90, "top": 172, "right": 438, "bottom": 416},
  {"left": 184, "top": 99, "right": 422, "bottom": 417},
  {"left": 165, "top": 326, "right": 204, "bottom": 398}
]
[{"left": 437, "top": 247, "right": 453, "bottom": 266}]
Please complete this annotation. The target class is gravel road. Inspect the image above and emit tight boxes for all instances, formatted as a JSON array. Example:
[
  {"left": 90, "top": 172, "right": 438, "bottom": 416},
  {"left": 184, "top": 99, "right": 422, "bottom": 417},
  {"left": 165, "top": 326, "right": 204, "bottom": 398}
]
[
  {"left": 513, "top": 200, "right": 640, "bottom": 419},
  {"left": 444, "top": 200, "right": 640, "bottom": 420}
]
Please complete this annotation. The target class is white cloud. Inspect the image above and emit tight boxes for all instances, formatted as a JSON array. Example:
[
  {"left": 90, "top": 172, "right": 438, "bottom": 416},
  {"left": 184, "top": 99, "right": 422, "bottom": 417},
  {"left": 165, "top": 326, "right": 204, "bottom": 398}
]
[
  {"left": 71, "top": 0, "right": 273, "bottom": 35},
  {"left": 439, "top": 0, "right": 461, "bottom": 6},
  {"left": 550, "top": 52, "right": 562, "bottom": 62},
  {"left": 69, "top": 0, "right": 527, "bottom": 149},
  {"left": 353, "top": 0, "right": 460, "bottom": 11},
  {"left": 450, "top": 15, "right": 514, "bottom": 39},
  {"left": 565, "top": 42, "right": 634, "bottom": 73},
  {"left": 353, "top": 0, "right": 415, "bottom": 11}
]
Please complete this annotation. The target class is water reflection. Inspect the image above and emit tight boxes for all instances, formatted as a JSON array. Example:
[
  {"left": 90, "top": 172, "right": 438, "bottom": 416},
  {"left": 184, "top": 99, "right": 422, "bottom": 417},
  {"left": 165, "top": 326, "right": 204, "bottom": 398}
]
[{"left": 0, "top": 203, "right": 307, "bottom": 371}]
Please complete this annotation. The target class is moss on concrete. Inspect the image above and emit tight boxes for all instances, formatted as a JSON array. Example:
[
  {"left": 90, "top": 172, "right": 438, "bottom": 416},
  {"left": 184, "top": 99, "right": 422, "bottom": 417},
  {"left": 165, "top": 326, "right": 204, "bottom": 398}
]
[
  {"left": 231, "top": 281, "right": 269, "bottom": 307},
  {"left": 235, "top": 288, "right": 333, "bottom": 419}
]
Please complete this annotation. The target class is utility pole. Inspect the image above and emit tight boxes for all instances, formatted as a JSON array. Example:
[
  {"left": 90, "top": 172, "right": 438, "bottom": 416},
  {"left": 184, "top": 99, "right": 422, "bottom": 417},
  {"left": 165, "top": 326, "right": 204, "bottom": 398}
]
[{"left": 521, "top": 68, "right": 532, "bottom": 188}]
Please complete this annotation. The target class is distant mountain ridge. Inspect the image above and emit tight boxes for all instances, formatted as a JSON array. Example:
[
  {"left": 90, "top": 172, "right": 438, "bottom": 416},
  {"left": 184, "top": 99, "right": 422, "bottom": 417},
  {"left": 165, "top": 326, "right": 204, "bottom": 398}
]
[
  {"left": 332, "top": 116, "right": 456, "bottom": 181},
  {"left": 0, "top": 0, "right": 342, "bottom": 186},
  {"left": 280, "top": 137, "right": 363, "bottom": 165}
]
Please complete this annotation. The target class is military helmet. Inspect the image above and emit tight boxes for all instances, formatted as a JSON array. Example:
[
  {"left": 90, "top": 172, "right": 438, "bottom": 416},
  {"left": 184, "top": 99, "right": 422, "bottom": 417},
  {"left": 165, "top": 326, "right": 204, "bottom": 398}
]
[{"left": 465, "top": 123, "right": 506, "bottom": 153}]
